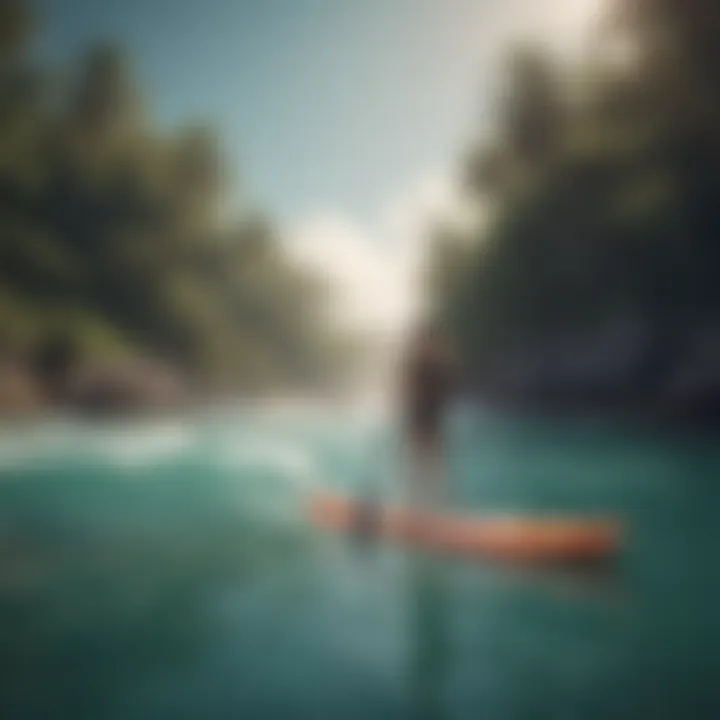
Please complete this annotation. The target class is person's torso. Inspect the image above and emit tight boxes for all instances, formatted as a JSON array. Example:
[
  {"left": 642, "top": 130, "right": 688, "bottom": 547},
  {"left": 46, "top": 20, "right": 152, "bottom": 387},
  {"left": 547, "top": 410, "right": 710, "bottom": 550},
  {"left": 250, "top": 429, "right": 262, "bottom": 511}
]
[{"left": 404, "top": 352, "right": 453, "bottom": 424}]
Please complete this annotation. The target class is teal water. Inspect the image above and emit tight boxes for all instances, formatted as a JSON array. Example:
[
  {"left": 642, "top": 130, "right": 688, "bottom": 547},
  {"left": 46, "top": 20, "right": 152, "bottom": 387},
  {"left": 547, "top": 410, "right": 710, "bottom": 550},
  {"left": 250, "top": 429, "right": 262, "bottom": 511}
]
[{"left": 0, "top": 405, "right": 717, "bottom": 720}]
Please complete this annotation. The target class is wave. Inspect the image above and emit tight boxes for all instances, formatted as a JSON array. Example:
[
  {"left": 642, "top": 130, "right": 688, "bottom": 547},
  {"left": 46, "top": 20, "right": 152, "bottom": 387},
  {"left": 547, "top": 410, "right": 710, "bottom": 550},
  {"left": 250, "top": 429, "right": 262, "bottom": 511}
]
[
  {"left": 220, "top": 439, "right": 322, "bottom": 492},
  {"left": 94, "top": 424, "right": 194, "bottom": 467},
  {"left": 0, "top": 421, "right": 195, "bottom": 472}
]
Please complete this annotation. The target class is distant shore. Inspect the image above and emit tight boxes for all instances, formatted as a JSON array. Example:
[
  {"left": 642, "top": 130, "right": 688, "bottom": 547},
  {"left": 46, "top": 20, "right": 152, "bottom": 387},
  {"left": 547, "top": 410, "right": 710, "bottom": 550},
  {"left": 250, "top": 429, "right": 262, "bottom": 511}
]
[
  {"left": 0, "top": 351, "right": 350, "bottom": 421},
  {"left": 3, "top": 343, "right": 720, "bottom": 429}
]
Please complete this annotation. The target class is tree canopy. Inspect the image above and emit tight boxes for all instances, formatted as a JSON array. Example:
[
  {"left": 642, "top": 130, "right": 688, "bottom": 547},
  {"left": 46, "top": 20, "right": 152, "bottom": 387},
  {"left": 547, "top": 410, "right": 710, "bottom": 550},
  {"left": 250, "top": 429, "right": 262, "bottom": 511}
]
[
  {"left": 432, "top": 0, "right": 720, "bottom": 410},
  {"left": 0, "top": 1, "right": 351, "bottom": 396}
]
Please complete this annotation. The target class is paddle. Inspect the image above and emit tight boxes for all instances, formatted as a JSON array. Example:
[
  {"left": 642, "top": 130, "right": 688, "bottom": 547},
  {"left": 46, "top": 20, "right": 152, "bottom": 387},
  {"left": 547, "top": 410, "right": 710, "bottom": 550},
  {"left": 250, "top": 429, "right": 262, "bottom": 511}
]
[
  {"left": 351, "top": 492, "right": 380, "bottom": 541},
  {"left": 348, "top": 427, "right": 431, "bottom": 544},
  {"left": 351, "top": 433, "right": 382, "bottom": 543}
]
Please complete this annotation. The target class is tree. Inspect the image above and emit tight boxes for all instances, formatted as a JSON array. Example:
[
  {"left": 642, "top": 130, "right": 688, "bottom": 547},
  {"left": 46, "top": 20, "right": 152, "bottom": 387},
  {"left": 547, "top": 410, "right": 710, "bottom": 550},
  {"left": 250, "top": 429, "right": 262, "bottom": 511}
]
[
  {"left": 502, "top": 46, "right": 566, "bottom": 170},
  {"left": 0, "top": 5, "right": 351, "bottom": 397},
  {"left": 429, "top": 0, "right": 720, "bottom": 411}
]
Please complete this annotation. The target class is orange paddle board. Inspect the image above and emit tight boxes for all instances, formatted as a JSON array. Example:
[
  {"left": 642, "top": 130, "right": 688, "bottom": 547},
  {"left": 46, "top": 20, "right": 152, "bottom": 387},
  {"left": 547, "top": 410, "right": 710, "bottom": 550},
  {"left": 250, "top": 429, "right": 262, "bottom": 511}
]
[{"left": 309, "top": 493, "right": 621, "bottom": 564}]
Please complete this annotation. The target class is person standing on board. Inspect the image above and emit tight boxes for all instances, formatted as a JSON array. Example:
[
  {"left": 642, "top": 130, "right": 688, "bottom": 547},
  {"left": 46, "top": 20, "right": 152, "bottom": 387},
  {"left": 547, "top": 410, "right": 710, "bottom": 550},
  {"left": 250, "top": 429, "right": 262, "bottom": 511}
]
[{"left": 400, "top": 320, "right": 459, "bottom": 512}]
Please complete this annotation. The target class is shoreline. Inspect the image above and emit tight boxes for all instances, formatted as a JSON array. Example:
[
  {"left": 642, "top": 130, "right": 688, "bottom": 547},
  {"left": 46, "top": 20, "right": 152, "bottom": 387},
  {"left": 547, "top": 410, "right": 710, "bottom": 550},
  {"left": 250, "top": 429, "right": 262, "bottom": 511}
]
[
  {"left": 2, "top": 392, "right": 720, "bottom": 438},
  {"left": 468, "top": 391, "right": 720, "bottom": 438}
]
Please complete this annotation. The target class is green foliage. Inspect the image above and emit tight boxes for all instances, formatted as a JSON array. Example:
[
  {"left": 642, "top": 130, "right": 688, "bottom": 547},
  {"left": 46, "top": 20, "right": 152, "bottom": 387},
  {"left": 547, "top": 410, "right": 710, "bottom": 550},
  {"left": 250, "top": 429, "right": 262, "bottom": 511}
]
[
  {"left": 0, "top": 0, "right": 34, "bottom": 62},
  {"left": 433, "top": 0, "right": 720, "bottom": 375},
  {"left": 0, "top": 1, "right": 345, "bottom": 391}
]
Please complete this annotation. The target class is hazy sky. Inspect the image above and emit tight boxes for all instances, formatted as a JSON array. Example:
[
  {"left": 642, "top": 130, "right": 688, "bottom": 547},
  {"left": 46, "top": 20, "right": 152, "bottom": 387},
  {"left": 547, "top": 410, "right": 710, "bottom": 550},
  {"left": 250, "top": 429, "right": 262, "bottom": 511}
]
[{"left": 33, "top": 0, "right": 603, "bottom": 333}]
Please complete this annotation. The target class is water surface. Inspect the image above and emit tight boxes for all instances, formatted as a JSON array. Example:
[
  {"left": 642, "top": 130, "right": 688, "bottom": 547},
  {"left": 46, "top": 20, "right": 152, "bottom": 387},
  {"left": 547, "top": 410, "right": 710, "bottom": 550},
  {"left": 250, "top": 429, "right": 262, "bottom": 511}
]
[{"left": 0, "top": 406, "right": 717, "bottom": 719}]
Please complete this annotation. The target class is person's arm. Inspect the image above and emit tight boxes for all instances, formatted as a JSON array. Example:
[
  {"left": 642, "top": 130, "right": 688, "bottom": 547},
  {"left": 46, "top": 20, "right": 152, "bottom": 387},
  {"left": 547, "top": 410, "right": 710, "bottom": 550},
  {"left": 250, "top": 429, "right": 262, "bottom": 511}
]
[
  {"left": 441, "top": 343, "right": 462, "bottom": 399},
  {"left": 396, "top": 349, "right": 414, "bottom": 426}
]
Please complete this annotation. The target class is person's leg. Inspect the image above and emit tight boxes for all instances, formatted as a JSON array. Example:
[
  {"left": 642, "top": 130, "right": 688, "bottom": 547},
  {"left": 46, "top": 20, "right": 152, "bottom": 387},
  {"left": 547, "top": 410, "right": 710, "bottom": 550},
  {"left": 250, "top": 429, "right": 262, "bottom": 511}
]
[
  {"left": 405, "top": 430, "right": 445, "bottom": 540},
  {"left": 404, "top": 433, "right": 426, "bottom": 510},
  {"left": 415, "top": 432, "right": 444, "bottom": 511}
]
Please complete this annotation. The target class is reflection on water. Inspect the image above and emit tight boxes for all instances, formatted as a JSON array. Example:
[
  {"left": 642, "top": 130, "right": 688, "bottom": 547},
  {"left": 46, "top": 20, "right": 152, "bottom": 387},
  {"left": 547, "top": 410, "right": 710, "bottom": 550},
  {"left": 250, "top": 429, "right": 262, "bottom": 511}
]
[
  {"left": 408, "top": 557, "right": 448, "bottom": 720},
  {"left": 0, "top": 474, "right": 309, "bottom": 719},
  {"left": 0, "top": 407, "right": 718, "bottom": 719},
  {"left": 404, "top": 555, "right": 630, "bottom": 720}
]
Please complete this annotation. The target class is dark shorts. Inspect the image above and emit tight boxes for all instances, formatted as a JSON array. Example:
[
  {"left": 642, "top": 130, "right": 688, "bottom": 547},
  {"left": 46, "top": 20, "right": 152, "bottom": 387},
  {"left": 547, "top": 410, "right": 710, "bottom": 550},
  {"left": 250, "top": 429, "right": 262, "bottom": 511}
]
[{"left": 405, "top": 404, "right": 443, "bottom": 444}]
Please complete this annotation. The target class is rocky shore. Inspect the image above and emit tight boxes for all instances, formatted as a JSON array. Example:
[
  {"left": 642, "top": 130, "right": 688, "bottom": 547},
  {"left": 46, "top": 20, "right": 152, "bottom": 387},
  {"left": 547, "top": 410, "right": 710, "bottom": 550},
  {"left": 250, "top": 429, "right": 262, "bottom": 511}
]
[
  {"left": 471, "top": 324, "right": 720, "bottom": 425},
  {"left": 3, "top": 321, "right": 720, "bottom": 425},
  {"left": 0, "top": 351, "right": 187, "bottom": 418}
]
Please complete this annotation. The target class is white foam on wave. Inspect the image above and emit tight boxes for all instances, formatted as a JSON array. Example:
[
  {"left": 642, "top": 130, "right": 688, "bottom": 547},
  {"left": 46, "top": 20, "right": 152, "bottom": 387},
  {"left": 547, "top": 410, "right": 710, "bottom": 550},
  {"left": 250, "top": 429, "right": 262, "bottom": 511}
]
[
  {"left": 220, "top": 438, "right": 322, "bottom": 492},
  {"left": 0, "top": 411, "right": 348, "bottom": 486},
  {"left": 0, "top": 421, "right": 196, "bottom": 472},
  {"left": 0, "top": 438, "right": 41, "bottom": 469},
  {"left": 93, "top": 423, "right": 195, "bottom": 467},
  {"left": 0, "top": 421, "right": 82, "bottom": 469}
]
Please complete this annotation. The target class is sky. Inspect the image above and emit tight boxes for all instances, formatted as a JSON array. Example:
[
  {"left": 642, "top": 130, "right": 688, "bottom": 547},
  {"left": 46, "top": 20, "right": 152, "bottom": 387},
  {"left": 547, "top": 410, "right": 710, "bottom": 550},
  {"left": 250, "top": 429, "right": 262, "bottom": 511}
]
[{"left": 33, "top": 0, "right": 604, "bottom": 336}]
